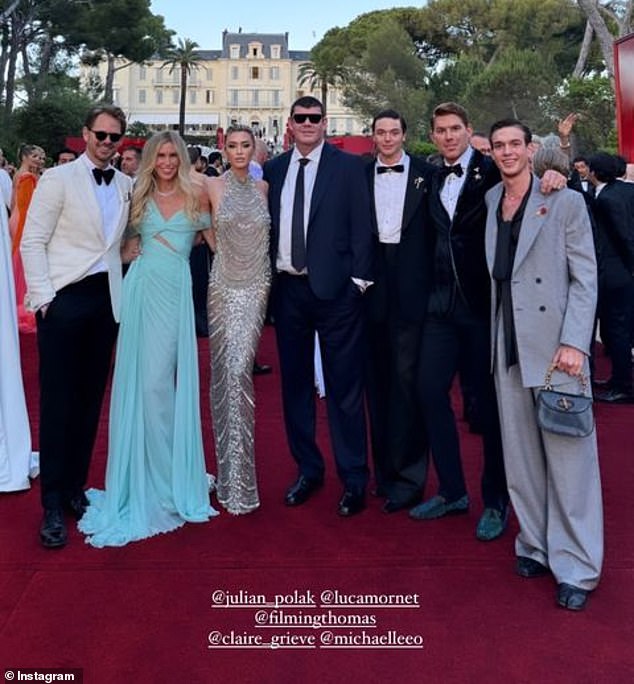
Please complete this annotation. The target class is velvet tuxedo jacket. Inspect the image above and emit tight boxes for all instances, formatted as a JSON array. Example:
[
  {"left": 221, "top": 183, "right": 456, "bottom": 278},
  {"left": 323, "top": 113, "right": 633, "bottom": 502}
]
[
  {"left": 427, "top": 148, "right": 500, "bottom": 318},
  {"left": 263, "top": 143, "right": 373, "bottom": 300}
]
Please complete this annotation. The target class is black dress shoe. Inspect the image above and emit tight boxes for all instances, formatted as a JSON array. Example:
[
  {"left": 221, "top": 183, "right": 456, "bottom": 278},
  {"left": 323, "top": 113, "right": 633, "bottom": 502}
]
[
  {"left": 253, "top": 362, "right": 272, "bottom": 376},
  {"left": 65, "top": 494, "right": 88, "bottom": 521},
  {"left": 40, "top": 509, "right": 68, "bottom": 549},
  {"left": 285, "top": 476, "right": 323, "bottom": 506},
  {"left": 516, "top": 556, "right": 549, "bottom": 578},
  {"left": 338, "top": 491, "right": 366, "bottom": 517},
  {"left": 557, "top": 583, "right": 588, "bottom": 611},
  {"left": 595, "top": 388, "right": 633, "bottom": 403},
  {"left": 592, "top": 377, "right": 612, "bottom": 389},
  {"left": 382, "top": 495, "right": 421, "bottom": 514}
]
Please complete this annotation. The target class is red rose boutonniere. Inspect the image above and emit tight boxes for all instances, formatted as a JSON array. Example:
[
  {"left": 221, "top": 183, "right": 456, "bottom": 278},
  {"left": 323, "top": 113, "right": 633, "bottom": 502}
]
[{"left": 536, "top": 205, "right": 548, "bottom": 217}]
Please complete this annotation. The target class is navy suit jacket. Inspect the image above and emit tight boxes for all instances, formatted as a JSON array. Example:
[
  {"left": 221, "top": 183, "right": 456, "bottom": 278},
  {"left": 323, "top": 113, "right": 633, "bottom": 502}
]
[{"left": 263, "top": 143, "right": 373, "bottom": 300}]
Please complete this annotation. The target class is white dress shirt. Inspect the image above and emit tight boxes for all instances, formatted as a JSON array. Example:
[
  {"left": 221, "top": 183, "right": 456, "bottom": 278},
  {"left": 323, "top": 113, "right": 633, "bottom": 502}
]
[
  {"left": 276, "top": 142, "right": 324, "bottom": 274},
  {"left": 440, "top": 146, "right": 473, "bottom": 220},
  {"left": 374, "top": 153, "right": 409, "bottom": 244},
  {"left": 81, "top": 154, "right": 120, "bottom": 276}
]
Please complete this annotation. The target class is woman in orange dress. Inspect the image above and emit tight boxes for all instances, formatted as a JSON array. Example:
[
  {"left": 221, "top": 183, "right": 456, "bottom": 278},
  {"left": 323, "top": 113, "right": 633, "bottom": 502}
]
[{"left": 9, "top": 144, "right": 45, "bottom": 333}]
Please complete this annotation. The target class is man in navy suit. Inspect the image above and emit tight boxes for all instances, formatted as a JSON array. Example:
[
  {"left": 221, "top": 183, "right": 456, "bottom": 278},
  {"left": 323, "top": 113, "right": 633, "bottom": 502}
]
[
  {"left": 364, "top": 109, "right": 435, "bottom": 512},
  {"left": 263, "top": 96, "right": 374, "bottom": 516}
]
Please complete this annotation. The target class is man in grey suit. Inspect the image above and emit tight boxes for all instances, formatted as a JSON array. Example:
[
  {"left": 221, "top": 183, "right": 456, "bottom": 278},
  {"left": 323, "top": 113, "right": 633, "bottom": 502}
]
[{"left": 485, "top": 119, "right": 603, "bottom": 611}]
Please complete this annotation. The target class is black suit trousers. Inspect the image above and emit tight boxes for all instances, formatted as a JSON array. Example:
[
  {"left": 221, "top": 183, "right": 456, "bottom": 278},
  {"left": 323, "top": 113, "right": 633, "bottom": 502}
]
[
  {"left": 272, "top": 274, "right": 369, "bottom": 494},
  {"left": 598, "top": 279, "right": 634, "bottom": 393},
  {"left": 365, "top": 244, "right": 428, "bottom": 501},
  {"left": 417, "top": 300, "right": 508, "bottom": 509},
  {"left": 36, "top": 273, "right": 118, "bottom": 510}
]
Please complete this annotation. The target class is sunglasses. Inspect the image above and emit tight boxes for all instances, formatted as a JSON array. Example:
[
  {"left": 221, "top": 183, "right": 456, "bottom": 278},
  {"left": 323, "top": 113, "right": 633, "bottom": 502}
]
[
  {"left": 90, "top": 129, "right": 123, "bottom": 143},
  {"left": 292, "top": 114, "right": 323, "bottom": 124}
]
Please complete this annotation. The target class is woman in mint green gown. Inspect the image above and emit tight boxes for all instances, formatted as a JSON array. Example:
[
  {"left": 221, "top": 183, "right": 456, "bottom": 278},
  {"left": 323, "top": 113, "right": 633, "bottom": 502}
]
[{"left": 79, "top": 132, "right": 218, "bottom": 547}]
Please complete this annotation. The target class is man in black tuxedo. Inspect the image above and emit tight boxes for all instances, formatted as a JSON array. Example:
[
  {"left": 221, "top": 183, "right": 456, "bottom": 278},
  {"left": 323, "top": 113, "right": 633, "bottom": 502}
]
[
  {"left": 364, "top": 109, "right": 435, "bottom": 512},
  {"left": 588, "top": 152, "right": 634, "bottom": 403},
  {"left": 409, "top": 102, "right": 510, "bottom": 540},
  {"left": 263, "top": 96, "right": 373, "bottom": 516}
]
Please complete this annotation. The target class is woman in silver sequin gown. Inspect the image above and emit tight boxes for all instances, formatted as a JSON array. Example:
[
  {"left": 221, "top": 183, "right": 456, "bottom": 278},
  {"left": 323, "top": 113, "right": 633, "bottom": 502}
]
[{"left": 206, "top": 126, "right": 271, "bottom": 514}]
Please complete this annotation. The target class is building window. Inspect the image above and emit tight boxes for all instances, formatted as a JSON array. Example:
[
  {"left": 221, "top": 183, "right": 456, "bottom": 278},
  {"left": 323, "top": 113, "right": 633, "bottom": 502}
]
[
  {"left": 272, "top": 90, "right": 280, "bottom": 106},
  {"left": 230, "top": 45, "right": 240, "bottom": 59},
  {"left": 231, "top": 66, "right": 239, "bottom": 80},
  {"left": 206, "top": 90, "right": 214, "bottom": 104},
  {"left": 271, "top": 45, "right": 280, "bottom": 59},
  {"left": 190, "top": 90, "right": 197, "bottom": 105},
  {"left": 229, "top": 90, "right": 238, "bottom": 106},
  {"left": 270, "top": 66, "right": 279, "bottom": 80},
  {"left": 171, "top": 89, "right": 178, "bottom": 104},
  {"left": 138, "top": 89, "right": 146, "bottom": 104},
  {"left": 252, "top": 90, "right": 259, "bottom": 106},
  {"left": 139, "top": 66, "right": 146, "bottom": 80},
  {"left": 206, "top": 68, "right": 213, "bottom": 81},
  {"left": 250, "top": 67, "right": 260, "bottom": 80},
  {"left": 155, "top": 89, "right": 163, "bottom": 105}
]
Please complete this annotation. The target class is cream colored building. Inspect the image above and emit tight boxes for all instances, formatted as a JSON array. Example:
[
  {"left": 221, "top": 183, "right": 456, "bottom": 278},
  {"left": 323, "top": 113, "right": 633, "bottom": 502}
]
[{"left": 93, "top": 31, "right": 366, "bottom": 145}]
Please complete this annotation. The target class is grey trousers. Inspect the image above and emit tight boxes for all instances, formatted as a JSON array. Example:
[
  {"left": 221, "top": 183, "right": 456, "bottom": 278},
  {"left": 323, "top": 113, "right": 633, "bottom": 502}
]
[{"left": 494, "top": 328, "right": 603, "bottom": 590}]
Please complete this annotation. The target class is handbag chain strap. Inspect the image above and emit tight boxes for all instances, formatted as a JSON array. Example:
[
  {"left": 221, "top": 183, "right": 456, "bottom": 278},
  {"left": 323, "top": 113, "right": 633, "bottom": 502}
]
[{"left": 543, "top": 364, "right": 588, "bottom": 394}]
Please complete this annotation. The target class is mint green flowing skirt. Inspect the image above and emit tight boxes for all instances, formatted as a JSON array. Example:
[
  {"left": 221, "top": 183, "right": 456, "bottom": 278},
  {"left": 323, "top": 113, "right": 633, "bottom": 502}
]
[{"left": 79, "top": 207, "right": 217, "bottom": 547}]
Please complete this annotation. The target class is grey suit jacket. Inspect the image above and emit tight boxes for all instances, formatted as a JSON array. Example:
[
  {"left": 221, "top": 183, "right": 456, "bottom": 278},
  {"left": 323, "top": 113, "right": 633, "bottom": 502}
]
[
  {"left": 21, "top": 155, "right": 133, "bottom": 321},
  {"left": 485, "top": 176, "right": 597, "bottom": 388}
]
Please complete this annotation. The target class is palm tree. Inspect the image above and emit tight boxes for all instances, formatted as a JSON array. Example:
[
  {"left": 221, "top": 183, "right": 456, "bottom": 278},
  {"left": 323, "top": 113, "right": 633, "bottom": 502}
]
[
  {"left": 297, "top": 61, "right": 346, "bottom": 118},
  {"left": 162, "top": 38, "right": 201, "bottom": 137}
]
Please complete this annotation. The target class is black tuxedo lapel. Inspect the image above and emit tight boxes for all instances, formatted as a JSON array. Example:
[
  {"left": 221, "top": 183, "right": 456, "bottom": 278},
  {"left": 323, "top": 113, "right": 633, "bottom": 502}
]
[{"left": 401, "top": 158, "right": 426, "bottom": 232}]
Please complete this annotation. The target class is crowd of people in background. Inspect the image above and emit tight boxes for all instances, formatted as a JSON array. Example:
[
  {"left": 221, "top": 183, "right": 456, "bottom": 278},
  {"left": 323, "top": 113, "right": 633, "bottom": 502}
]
[{"left": 1, "top": 96, "right": 632, "bottom": 615}]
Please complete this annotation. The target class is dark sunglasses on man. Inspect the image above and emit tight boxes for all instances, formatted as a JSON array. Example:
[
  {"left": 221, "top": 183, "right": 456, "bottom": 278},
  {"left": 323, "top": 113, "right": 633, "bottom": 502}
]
[
  {"left": 89, "top": 129, "right": 123, "bottom": 143},
  {"left": 292, "top": 114, "right": 323, "bottom": 124}
]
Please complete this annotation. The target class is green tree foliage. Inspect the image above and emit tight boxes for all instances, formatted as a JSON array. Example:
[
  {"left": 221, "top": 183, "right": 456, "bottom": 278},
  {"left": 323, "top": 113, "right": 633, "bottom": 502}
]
[
  {"left": 44, "top": 0, "right": 173, "bottom": 102},
  {"left": 340, "top": 19, "right": 430, "bottom": 134},
  {"left": 547, "top": 76, "right": 616, "bottom": 152},
  {"left": 312, "top": 0, "right": 616, "bottom": 148},
  {"left": 10, "top": 90, "right": 94, "bottom": 162}
]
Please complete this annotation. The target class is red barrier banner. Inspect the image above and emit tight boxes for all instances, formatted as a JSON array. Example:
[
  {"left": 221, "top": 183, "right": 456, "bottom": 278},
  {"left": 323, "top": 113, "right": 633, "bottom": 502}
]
[{"left": 615, "top": 33, "right": 634, "bottom": 162}]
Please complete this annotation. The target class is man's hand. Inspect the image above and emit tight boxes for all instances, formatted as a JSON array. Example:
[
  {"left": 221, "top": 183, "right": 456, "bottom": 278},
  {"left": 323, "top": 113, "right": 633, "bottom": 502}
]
[
  {"left": 540, "top": 169, "right": 567, "bottom": 194},
  {"left": 121, "top": 236, "right": 141, "bottom": 264},
  {"left": 557, "top": 113, "right": 578, "bottom": 144},
  {"left": 551, "top": 344, "right": 585, "bottom": 377}
]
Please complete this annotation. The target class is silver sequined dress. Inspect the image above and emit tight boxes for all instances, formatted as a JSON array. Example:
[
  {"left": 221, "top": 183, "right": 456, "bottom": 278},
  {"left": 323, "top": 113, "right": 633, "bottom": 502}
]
[{"left": 208, "top": 171, "right": 271, "bottom": 514}]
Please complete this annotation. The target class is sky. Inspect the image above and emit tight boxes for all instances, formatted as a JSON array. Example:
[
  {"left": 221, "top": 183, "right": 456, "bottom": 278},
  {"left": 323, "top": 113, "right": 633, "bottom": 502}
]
[{"left": 149, "top": 0, "right": 407, "bottom": 51}]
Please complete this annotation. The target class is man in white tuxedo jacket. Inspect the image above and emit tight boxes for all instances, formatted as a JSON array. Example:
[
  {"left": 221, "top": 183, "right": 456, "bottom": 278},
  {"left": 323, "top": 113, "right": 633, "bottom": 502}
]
[
  {"left": 21, "top": 104, "right": 134, "bottom": 548},
  {"left": 485, "top": 119, "right": 602, "bottom": 611}
]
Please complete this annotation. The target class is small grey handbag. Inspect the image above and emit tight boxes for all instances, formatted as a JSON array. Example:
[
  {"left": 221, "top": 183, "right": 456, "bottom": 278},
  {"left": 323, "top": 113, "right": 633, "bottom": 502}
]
[{"left": 536, "top": 366, "right": 594, "bottom": 438}]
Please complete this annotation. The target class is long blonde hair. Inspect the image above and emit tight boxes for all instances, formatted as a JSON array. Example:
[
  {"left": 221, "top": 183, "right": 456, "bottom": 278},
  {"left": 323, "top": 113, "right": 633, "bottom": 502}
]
[{"left": 128, "top": 131, "right": 199, "bottom": 228}]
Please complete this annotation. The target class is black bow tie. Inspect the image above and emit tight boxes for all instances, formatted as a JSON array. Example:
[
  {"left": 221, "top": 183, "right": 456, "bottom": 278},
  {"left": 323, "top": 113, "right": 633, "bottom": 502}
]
[
  {"left": 377, "top": 164, "right": 404, "bottom": 174},
  {"left": 440, "top": 163, "right": 463, "bottom": 178},
  {"left": 92, "top": 168, "right": 115, "bottom": 186}
]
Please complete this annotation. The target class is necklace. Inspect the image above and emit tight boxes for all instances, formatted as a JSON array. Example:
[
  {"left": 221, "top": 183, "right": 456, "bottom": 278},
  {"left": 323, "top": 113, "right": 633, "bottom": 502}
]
[{"left": 156, "top": 187, "right": 177, "bottom": 197}]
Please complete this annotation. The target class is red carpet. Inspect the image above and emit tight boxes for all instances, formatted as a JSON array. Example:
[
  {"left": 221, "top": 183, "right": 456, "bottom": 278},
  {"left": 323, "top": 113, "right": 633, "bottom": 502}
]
[{"left": 1, "top": 329, "right": 633, "bottom": 683}]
